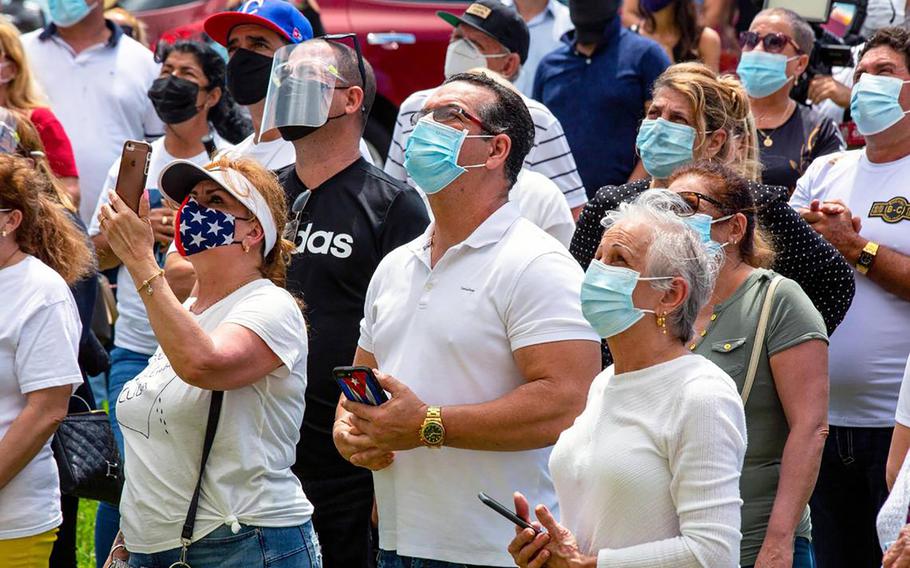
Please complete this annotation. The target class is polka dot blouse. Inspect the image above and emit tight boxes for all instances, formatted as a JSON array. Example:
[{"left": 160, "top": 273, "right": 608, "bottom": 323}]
[{"left": 570, "top": 178, "right": 856, "bottom": 368}]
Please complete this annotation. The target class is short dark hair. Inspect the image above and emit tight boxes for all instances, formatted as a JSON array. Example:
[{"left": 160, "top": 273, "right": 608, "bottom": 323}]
[
  {"left": 443, "top": 72, "right": 533, "bottom": 187},
  {"left": 862, "top": 26, "right": 910, "bottom": 71},
  {"left": 326, "top": 40, "right": 376, "bottom": 128}
]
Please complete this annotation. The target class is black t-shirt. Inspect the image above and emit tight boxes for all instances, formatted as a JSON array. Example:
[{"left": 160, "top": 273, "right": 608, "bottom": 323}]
[
  {"left": 758, "top": 104, "right": 844, "bottom": 191},
  {"left": 278, "top": 158, "right": 430, "bottom": 477}
]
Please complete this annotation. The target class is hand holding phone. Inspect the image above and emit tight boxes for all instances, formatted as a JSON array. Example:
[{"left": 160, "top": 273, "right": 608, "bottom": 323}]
[
  {"left": 115, "top": 140, "right": 152, "bottom": 213},
  {"left": 333, "top": 366, "right": 388, "bottom": 406},
  {"left": 478, "top": 492, "right": 539, "bottom": 533}
]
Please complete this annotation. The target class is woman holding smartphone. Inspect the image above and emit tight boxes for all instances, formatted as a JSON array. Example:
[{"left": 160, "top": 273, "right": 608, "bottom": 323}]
[
  {"left": 88, "top": 39, "right": 250, "bottom": 565},
  {"left": 509, "top": 190, "right": 746, "bottom": 567},
  {"left": 99, "top": 156, "right": 319, "bottom": 568}
]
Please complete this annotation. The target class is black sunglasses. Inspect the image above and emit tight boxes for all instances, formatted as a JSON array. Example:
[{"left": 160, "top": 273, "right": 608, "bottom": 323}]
[
  {"left": 410, "top": 103, "right": 498, "bottom": 135},
  {"left": 676, "top": 191, "right": 727, "bottom": 216},
  {"left": 318, "top": 33, "right": 367, "bottom": 107},
  {"left": 738, "top": 31, "right": 803, "bottom": 54}
]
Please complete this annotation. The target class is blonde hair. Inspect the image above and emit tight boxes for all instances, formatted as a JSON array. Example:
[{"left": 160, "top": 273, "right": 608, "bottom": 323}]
[
  {"left": 0, "top": 154, "right": 93, "bottom": 284},
  {"left": 8, "top": 109, "right": 77, "bottom": 213},
  {"left": 0, "top": 21, "right": 45, "bottom": 110},
  {"left": 203, "top": 156, "right": 295, "bottom": 289},
  {"left": 105, "top": 8, "right": 149, "bottom": 47},
  {"left": 652, "top": 62, "right": 761, "bottom": 182}
]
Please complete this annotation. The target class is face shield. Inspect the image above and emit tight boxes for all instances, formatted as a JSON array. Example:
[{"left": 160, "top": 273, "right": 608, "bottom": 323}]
[
  {"left": 0, "top": 108, "right": 20, "bottom": 155},
  {"left": 259, "top": 41, "right": 342, "bottom": 141}
]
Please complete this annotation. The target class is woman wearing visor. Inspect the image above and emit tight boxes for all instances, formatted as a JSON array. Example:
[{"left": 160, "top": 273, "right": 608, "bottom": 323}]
[
  {"left": 570, "top": 62, "right": 854, "bottom": 338},
  {"left": 98, "top": 157, "right": 320, "bottom": 568}
]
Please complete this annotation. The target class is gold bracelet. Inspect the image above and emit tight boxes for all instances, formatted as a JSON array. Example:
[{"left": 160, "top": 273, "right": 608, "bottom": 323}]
[{"left": 136, "top": 269, "right": 165, "bottom": 296}]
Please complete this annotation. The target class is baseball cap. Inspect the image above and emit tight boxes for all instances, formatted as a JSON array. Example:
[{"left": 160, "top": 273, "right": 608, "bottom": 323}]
[
  {"left": 437, "top": 0, "right": 530, "bottom": 64},
  {"left": 205, "top": 0, "right": 314, "bottom": 47},
  {"left": 159, "top": 160, "right": 279, "bottom": 256}
]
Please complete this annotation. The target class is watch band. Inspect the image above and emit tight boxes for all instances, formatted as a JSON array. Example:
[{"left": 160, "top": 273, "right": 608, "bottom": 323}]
[
  {"left": 857, "top": 241, "right": 880, "bottom": 275},
  {"left": 419, "top": 406, "right": 445, "bottom": 448}
]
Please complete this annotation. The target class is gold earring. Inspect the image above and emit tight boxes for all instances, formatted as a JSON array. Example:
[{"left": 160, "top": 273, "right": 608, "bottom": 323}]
[
  {"left": 657, "top": 312, "right": 667, "bottom": 334},
  {"left": 0, "top": 231, "right": 5, "bottom": 238},
  {"left": 242, "top": 243, "right": 250, "bottom": 253}
]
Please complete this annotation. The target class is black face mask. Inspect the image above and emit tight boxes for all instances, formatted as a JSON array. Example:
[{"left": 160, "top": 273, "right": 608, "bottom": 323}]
[
  {"left": 569, "top": 0, "right": 620, "bottom": 45},
  {"left": 148, "top": 75, "right": 202, "bottom": 125},
  {"left": 227, "top": 49, "right": 274, "bottom": 105}
]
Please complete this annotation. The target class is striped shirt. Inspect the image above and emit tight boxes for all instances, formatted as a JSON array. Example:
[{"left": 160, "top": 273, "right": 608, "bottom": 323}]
[{"left": 384, "top": 87, "right": 587, "bottom": 208}]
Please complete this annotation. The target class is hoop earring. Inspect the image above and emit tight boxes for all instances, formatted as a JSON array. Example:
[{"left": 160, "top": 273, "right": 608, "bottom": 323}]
[{"left": 656, "top": 312, "right": 667, "bottom": 334}]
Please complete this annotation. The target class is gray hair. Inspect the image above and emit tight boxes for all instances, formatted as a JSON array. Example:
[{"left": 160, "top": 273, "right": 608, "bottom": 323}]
[
  {"left": 757, "top": 7, "right": 816, "bottom": 56},
  {"left": 600, "top": 190, "right": 723, "bottom": 342}
]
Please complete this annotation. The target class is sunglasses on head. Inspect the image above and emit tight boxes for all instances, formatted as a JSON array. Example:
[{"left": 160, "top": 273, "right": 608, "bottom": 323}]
[
  {"left": 738, "top": 31, "right": 803, "bottom": 54},
  {"left": 411, "top": 103, "right": 498, "bottom": 135}
]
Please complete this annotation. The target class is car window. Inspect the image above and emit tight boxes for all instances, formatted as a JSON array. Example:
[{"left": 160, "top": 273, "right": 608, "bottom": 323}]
[{"left": 120, "top": 0, "right": 191, "bottom": 12}]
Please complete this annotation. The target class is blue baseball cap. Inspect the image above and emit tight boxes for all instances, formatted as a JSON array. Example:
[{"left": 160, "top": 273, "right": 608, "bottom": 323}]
[{"left": 205, "top": 0, "right": 313, "bottom": 47}]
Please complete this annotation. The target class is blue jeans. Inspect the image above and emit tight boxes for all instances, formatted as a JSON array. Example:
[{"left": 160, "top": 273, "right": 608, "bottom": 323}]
[
  {"left": 377, "top": 550, "right": 498, "bottom": 568},
  {"left": 743, "top": 536, "right": 815, "bottom": 568},
  {"left": 810, "top": 425, "right": 891, "bottom": 568},
  {"left": 95, "top": 347, "right": 151, "bottom": 568},
  {"left": 127, "top": 522, "right": 321, "bottom": 568}
]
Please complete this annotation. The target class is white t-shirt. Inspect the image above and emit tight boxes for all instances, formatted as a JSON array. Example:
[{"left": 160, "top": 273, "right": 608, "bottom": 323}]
[
  {"left": 791, "top": 149, "right": 910, "bottom": 427},
  {"left": 117, "top": 279, "right": 313, "bottom": 553},
  {"left": 386, "top": 88, "right": 587, "bottom": 208},
  {"left": 550, "top": 355, "right": 746, "bottom": 568},
  {"left": 359, "top": 202, "right": 600, "bottom": 566},
  {"left": 511, "top": 169, "right": 575, "bottom": 247},
  {"left": 227, "top": 133, "right": 374, "bottom": 170},
  {"left": 88, "top": 135, "right": 233, "bottom": 356},
  {"left": 22, "top": 26, "right": 164, "bottom": 224},
  {"left": 0, "top": 256, "right": 83, "bottom": 540}
]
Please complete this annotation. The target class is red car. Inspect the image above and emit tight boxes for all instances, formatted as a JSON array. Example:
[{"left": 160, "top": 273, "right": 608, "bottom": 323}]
[{"left": 136, "top": 0, "right": 469, "bottom": 158}]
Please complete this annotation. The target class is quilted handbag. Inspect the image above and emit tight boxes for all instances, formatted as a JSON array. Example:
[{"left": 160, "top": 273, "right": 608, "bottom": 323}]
[{"left": 51, "top": 396, "right": 124, "bottom": 505}]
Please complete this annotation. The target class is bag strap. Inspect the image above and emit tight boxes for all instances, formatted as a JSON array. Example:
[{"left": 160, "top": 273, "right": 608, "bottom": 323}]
[
  {"left": 180, "top": 390, "right": 223, "bottom": 545},
  {"left": 741, "top": 275, "right": 784, "bottom": 406}
]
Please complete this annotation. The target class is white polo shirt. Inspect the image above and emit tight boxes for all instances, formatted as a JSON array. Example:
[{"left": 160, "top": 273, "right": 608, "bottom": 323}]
[
  {"left": 385, "top": 88, "right": 587, "bottom": 209},
  {"left": 501, "top": 0, "right": 574, "bottom": 96},
  {"left": 359, "top": 202, "right": 599, "bottom": 566},
  {"left": 22, "top": 23, "right": 163, "bottom": 224}
]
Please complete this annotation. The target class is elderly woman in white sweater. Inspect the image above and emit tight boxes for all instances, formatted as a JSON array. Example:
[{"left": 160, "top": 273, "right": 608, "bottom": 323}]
[{"left": 508, "top": 190, "right": 747, "bottom": 568}]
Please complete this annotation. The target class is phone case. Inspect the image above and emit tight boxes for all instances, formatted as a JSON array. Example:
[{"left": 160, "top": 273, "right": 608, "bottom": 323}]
[
  {"left": 115, "top": 140, "right": 152, "bottom": 213},
  {"left": 333, "top": 367, "right": 388, "bottom": 406}
]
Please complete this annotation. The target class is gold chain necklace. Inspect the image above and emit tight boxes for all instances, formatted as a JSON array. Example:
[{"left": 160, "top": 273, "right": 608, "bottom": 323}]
[{"left": 756, "top": 100, "right": 795, "bottom": 148}]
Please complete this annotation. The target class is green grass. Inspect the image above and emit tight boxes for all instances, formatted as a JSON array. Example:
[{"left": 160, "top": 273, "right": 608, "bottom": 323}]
[{"left": 77, "top": 499, "right": 98, "bottom": 568}]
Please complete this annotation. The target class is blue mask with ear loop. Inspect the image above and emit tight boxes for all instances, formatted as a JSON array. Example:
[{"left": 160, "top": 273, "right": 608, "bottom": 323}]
[
  {"left": 580, "top": 260, "right": 674, "bottom": 339},
  {"left": 404, "top": 118, "right": 493, "bottom": 195},
  {"left": 851, "top": 73, "right": 910, "bottom": 136},
  {"left": 683, "top": 213, "right": 734, "bottom": 253},
  {"left": 737, "top": 51, "right": 799, "bottom": 98},
  {"left": 635, "top": 118, "right": 697, "bottom": 179}
]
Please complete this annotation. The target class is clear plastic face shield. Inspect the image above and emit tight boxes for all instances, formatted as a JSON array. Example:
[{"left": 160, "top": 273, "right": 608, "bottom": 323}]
[
  {"left": 0, "top": 108, "right": 19, "bottom": 155},
  {"left": 259, "top": 34, "right": 368, "bottom": 142}
]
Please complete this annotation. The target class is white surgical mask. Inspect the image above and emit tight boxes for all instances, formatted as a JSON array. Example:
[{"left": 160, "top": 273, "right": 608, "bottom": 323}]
[{"left": 443, "top": 38, "right": 509, "bottom": 79}]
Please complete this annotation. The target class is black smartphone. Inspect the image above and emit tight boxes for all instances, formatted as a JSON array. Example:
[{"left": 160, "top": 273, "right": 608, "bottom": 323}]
[
  {"left": 478, "top": 492, "right": 539, "bottom": 532},
  {"left": 333, "top": 366, "right": 389, "bottom": 406}
]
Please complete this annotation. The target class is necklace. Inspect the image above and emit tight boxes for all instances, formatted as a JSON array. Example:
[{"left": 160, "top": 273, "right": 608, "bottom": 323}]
[
  {"left": 0, "top": 246, "right": 21, "bottom": 271},
  {"left": 755, "top": 100, "right": 795, "bottom": 148}
]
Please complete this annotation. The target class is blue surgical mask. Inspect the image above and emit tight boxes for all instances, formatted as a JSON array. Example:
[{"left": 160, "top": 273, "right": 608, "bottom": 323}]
[
  {"left": 737, "top": 51, "right": 797, "bottom": 98},
  {"left": 683, "top": 212, "right": 734, "bottom": 252},
  {"left": 850, "top": 73, "right": 910, "bottom": 136},
  {"left": 404, "top": 118, "right": 491, "bottom": 195},
  {"left": 636, "top": 118, "right": 696, "bottom": 179},
  {"left": 175, "top": 197, "right": 252, "bottom": 257},
  {"left": 580, "top": 260, "right": 672, "bottom": 339},
  {"left": 46, "top": 0, "right": 96, "bottom": 27}
]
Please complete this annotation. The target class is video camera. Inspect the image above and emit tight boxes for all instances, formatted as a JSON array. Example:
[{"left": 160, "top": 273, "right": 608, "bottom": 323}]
[{"left": 763, "top": 0, "right": 863, "bottom": 102}]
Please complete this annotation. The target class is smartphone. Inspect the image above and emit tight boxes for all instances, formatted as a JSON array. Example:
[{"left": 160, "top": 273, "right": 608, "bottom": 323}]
[
  {"left": 115, "top": 140, "right": 152, "bottom": 213},
  {"left": 478, "top": 492, "right": 538, "bottom": 532},
  {"left": 333, "top": 366, "right": 388, "bottom": 406}
]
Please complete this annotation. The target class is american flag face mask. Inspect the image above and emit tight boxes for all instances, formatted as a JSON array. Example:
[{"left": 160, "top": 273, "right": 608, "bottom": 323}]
[{"left": 174, "top": 195, "right": 254, "bottom": 257}]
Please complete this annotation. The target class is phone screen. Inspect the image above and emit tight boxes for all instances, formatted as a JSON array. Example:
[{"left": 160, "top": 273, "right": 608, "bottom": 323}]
[{"left": 333, "top": 366, "right": 388, "bottom": 405}]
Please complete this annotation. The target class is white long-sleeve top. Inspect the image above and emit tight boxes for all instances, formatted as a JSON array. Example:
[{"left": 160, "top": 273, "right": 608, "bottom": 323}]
[{"left": 549, "top": 354, "right": 747, "bottom": 568}]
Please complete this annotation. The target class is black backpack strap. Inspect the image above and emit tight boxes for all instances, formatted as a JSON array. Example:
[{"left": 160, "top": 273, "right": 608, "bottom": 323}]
[{"left": 180, "top": 390, "right": 224, "bottom": 546}]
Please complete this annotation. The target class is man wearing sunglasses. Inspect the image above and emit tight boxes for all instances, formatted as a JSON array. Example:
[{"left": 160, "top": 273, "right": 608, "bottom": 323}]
[
  {"left": 738, "top": 8, "right": 844, "bottom": 192},
  {"left": 262, "top": 37, "right": 429, "bottom": 568},
  {"left": 791, "top": 26, "right": 910, "bottom": 568},
  {"left": 384, "top": 0, "right": 588, "bottom": 219},
  {"left": 334, "top": 71, "right": 600, "bottom": 568}
]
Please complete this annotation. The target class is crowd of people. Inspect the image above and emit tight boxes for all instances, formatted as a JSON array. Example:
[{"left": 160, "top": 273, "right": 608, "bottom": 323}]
[{"left": 1, "top": 0, "right": 910, "bottom": 567}]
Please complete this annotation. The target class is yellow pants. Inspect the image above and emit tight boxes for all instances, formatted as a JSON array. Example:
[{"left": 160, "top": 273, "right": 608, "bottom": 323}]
[{"left": 0, "top": 528, "right": 58, "bottom": 568}]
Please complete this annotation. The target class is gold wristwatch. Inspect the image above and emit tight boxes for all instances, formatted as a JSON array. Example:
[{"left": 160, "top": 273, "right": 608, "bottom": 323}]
[
  {"left": 418, "top": 406, "right": 445, "bottom": 448},
  {"left": 856, "top": 241, "right": 880, "bottom": 275}
]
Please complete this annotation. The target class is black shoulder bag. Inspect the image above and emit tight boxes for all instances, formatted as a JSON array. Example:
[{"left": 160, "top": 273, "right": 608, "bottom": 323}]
[{"left": 172, "top": 390, "right": 224, "bottom": 568}]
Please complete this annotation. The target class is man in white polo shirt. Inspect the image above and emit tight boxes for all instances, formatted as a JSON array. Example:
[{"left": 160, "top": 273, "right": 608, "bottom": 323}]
[
  {"left": 22, "top": 1, "right": 162, "bottom": 224},
  {"left": 384, "top": 0, "right": 587, "bottom": 218},
  {"left": 790, "top": 27, "right": 910, "bottom": 568},
  {"left": 335, "top": 72, "right": 601, "bottom": 567}
]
